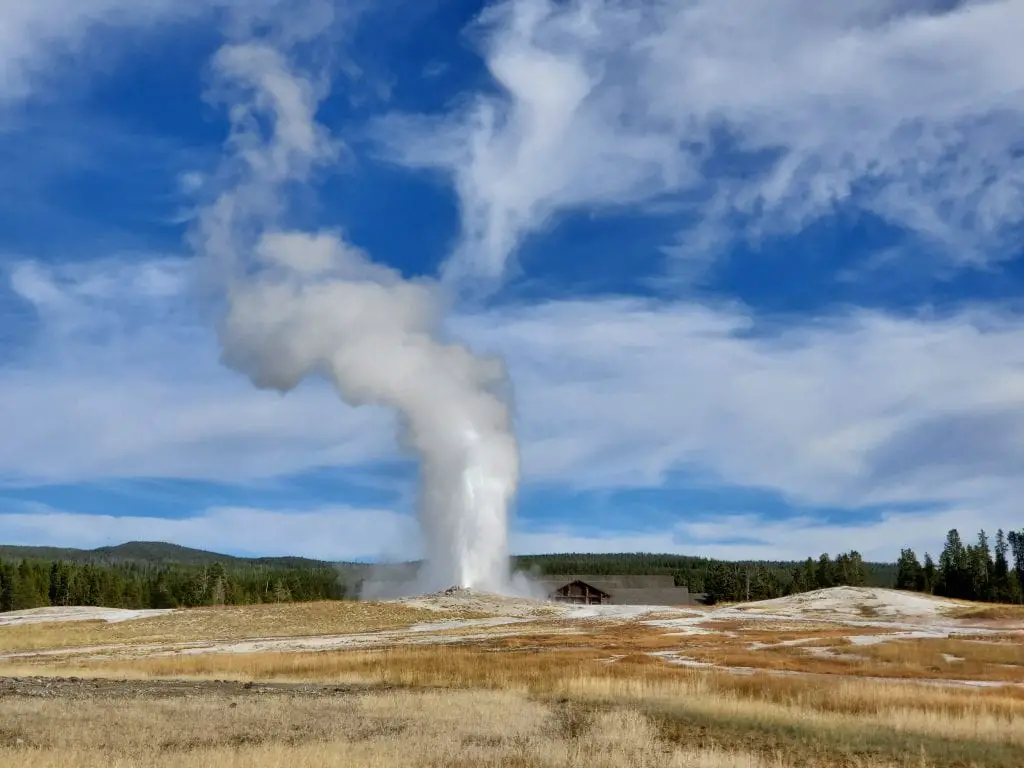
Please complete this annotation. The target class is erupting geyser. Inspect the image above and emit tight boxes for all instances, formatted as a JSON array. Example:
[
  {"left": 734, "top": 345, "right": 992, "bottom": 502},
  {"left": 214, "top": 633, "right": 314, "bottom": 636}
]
[
  {"left": 192, "top": 43, "right": 519, "bottom": 594},
  {"left": 418, "top": 428, "right": 516, "bottom": 591}
]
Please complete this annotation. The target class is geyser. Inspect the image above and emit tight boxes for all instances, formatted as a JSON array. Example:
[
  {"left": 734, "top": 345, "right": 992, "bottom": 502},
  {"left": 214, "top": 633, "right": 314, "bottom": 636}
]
[{"left": 193, "top": 42, "right": 519, "bottom": 593}]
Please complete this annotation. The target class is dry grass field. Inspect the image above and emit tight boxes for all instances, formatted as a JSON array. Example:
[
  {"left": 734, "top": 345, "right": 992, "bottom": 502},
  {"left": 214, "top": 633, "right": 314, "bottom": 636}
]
[
  {"left": 0, "top": 601, "right": 447, "bottom": 653},
  {"left": 1, "top": 587, "right": 1023, "bottom": 767}
]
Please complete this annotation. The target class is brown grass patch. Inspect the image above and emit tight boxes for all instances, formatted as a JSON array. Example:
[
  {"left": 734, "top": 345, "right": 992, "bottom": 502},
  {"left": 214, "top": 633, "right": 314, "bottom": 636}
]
[
  {"left": 0, "top": 687, "right": 768, "bottom": 768},
  {"left": 949, "top": 603, "right": 1024, "bottom": 621},
  {"left": 852, "top": 638, "right": 1024, "bottom": 676},
  {"left": 739, "top": 627, "right": 894, "bottom": 645},
  {"left": 7, "top": 599, "right": 1024, "bottom": 765},
  {"left": 682, "top": 645, "right": 866, "bottom": 675},
  {"left": 6, "top": 645, "right": 1024, "bottom": 766},
  {"left": 804, "top": 635, "right": 856, "bottom": 648},
  {"left": 0, "top": 601, "right": 453, "bottom": 654},
  {"left": 687, "top": 638, "right": 1024, "bottom": 683}
]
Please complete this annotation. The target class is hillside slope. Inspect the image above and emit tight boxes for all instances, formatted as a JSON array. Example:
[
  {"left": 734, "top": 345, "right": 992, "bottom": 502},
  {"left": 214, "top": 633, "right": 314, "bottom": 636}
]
[{"left": 0, "top": 541, "right": 335, "bottom": 569}]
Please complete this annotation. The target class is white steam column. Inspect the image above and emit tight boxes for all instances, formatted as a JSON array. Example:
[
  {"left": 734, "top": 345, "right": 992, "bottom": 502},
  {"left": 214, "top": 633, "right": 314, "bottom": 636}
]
[
  {"left": 419, "top": 428, "right": 516, "bottom": 591},
  {"left": 194, "top": 43, "right": 520, "bottom": 595}
]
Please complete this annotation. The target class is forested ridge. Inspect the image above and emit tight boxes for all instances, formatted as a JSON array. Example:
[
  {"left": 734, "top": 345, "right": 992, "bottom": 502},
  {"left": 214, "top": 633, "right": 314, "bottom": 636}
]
[
  {"left": 893, "top": 529, "right": 1024, "bottom": 604},
  {"left": 0, "top": 541, "right": 331, "bottom": 569},
  {"left": 521, "top": 527, "right": 1024, "bottom": 604},
  {"left": 0, "top": 529, "right": 1021, "bottom": 612},
  {"left": 0, "top": 559, "right": 347, "bottom": 612},
  {"left": 516, "top": 551, "right": 895, "bottom": 603}
]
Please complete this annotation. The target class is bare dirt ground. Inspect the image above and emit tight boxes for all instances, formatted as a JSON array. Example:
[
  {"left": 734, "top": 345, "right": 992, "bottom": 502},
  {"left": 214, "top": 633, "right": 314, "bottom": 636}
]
[{"left": 0, "top": 675, "right": 378, "bottom": 699}]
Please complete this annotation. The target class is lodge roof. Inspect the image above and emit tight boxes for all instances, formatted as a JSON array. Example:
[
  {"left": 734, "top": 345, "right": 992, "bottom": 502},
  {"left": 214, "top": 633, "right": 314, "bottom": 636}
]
[
  {"left": 537, "top": 574, "right": 682, "bottom": 591},
  {"left": 538, "top": 574, "right": 696, "bottom": 606}
]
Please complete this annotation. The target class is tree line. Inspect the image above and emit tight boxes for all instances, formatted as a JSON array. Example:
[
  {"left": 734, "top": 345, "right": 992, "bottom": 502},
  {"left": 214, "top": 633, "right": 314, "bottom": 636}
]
[
  {"left": 894, "top": 529, "right": 1024, "bottom": 604},
  {"left": 701, "top": 551, "right": 875, "bottom": 604},
  {"left": 2, "top": 530, "right": 1021, "bottom": 613},
  {"left": 0, "top": 558, "right": 347, "bottom": 613},
  {"left": 518, "top": 551, "right": 894, "bottom": 604},
  {"left": 522, "top": 537, "right": 1024, "bottom": 606}
]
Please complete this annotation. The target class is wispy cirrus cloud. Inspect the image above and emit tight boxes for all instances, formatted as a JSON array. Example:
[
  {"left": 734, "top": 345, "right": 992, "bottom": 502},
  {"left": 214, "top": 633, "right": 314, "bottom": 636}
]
[
  {"left": 3, "top": 0, "right": 1023, "bottom": 563},
  {"left": 378, "top": 0, "right": 1024, "bottom": 284},
  {"left": 2, "top": 257, "right": 397, "bottom": 487},
  {"left": 0, "top": 0, "right": 214, "bottom": 104},
  {"left": 462, "top": 297, "right": 1024, "bottom": 511},
  {"left": 0, "top": 0, "right": 360, "bottom": 108}
]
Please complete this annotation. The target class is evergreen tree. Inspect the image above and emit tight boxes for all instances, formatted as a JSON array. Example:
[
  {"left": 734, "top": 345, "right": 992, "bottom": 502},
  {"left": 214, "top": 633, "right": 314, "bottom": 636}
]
[
  {"left": 49, "top": 561, "right": 73, "bottom": 607},
  {"left": 967, "top": 530, "right": 993, "bottom": 602},
  {"left": 802, "top": 558, "right": 817, "bottom": 591},
  {"left": 1009, "top": 531, "right": 1024, "bottom": 602},
  {"left": 788, "top": 565, "right": 807, "bottom": 595},
  {"left": 209, "top": 563, "right": 227, "bottom": 606},
  {"left": 937, "top": 529, "right": 968, "bottom": 599},
  {"left": 13, "top": 560, "right": 47, "bottom": 610},
  {"left": 0, "top": 561, "right": 13, "bottom": 612},
  {"left": 993, "top": 530, "right": 1011, "bottom": 602},
  {"left": 704, "top": 562, "right": 738, "bottom": 605},
  {"left": 751, "top": 567, "right": 779, "bottom": 601},
  {"left": 815, "top": 553, "right": 834, "bottom": 589},
  {"left": 895, "top": 548, "right": 922, "bottom": 591},
  {"left": 851, "top": 551, "right": 866, "bottom": 586},
  {"left": 919, "top": 553, "right": 937, "bottom": 594}
]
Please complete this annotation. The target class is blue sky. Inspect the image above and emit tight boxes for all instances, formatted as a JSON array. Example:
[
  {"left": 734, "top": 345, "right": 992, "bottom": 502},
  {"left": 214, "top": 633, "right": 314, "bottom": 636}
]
[{"left": 2, "top": 0, "right": 1024, "bottom": 563}]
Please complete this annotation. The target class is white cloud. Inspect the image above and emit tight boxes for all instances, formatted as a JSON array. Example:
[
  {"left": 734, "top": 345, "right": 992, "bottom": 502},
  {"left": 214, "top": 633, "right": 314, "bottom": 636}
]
[
  {"left": 2, "top": 257, "right": 398, "bottom": 486},
  {"left": 0, "top": 497, "right": 1002, "bottom": 562},
  {"left": 0, "top": 0, "right": 210, "bottom": 102},
  {"left": 0, "top": 503, "right": 418, "bottom": 561},
  {"left": 6, "top": 256, "right": 1024, "bottom": 547},
  {"left": 462, "top": 298, "right": 1024, "bottom": 515},
  {"left": 5, "top": 253, "right": 1024, "bottom": 558},
  {"left": 379, "top": 0, "right": 1024, "bottom": 282},
  {"left": 513, "top": 502, "right": 1013, "bottom": 562},
  {"left": 4, "top": 0, "right": 1022, "bottom": 562},
  {"left": 0, "top": 0, "right": 351, "bottom": 106}
]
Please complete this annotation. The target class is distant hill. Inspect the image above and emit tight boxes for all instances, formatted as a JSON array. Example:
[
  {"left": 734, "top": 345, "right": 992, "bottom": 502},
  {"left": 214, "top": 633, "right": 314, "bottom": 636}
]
[{"left": 0, "top": 541, "right": 338, "bottom": 569}]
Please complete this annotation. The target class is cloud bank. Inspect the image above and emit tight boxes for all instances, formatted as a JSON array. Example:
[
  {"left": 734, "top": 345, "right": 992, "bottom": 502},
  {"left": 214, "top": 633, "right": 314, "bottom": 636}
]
[
  {"left": 381, "top": 0, "right": 1024, "bottom": 282},
  {"left": 5, "top": 256, "right": 1024, "bottom": 561},
  {"left": 3, "top": 0, "right": 1023, "bottom": 563}
]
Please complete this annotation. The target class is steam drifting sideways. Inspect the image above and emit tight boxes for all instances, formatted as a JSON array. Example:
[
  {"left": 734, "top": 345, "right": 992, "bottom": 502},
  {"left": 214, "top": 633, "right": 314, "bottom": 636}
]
[{"left": 192, "top": 43, "right": 520, "bottom": 594}]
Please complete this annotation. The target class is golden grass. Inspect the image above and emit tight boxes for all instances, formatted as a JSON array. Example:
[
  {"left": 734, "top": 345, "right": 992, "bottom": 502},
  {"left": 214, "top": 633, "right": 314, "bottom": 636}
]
[
  {"left": 851, "top": 638, "right": 1024, "bottom": 674},
  {"left": 0, "top": 687, "right": 805, "bottom": 768},
  {"left": 949, "top": 603, "right": 1024, "bottom": 621},
  {"left": 4, "top": 652, "right": 1023, "bottom": 766},
  {"left": 5, "top": 598, "right": 1024, "bottom": 766},
  {"left": 5, "top": 601, "right": 1024, "bottom": 768},
  {"left": 685, "top": 640, "right": 1024, "bottom": 683},
  {"left": 7, "top": 609, "right": 1021, "bottom": 687},
  {"left": 0, "top": 601, "right": 450, "bottom": 653},
  {"left": 20, "top": 644, "right": 1024, "bottom": 730}
]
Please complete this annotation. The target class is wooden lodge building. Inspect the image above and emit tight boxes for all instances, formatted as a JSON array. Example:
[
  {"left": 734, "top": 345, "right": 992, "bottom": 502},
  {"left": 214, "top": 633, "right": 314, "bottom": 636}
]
[{"left": 538, "top": 575, "right": 701, "bottom": 606}]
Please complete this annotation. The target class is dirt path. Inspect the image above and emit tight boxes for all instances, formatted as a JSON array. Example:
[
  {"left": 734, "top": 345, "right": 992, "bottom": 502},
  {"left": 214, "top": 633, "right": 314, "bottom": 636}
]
[{"left": 0, "top": 676, "right": 386, "bottom": 700}]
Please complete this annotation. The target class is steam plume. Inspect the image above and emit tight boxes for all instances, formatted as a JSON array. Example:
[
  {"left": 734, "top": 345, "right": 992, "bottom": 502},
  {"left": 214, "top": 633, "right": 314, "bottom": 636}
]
[{"left": 193, "top": 42, "right": 519, "bottom": 593}]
